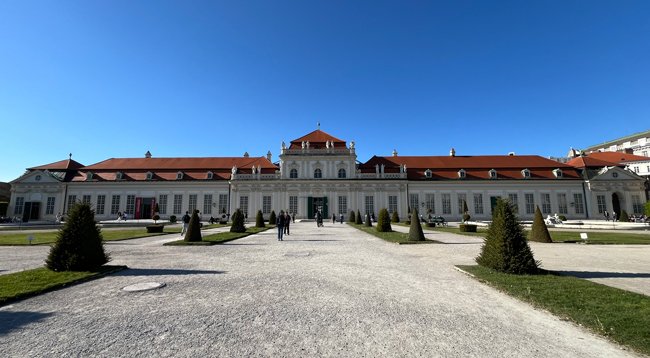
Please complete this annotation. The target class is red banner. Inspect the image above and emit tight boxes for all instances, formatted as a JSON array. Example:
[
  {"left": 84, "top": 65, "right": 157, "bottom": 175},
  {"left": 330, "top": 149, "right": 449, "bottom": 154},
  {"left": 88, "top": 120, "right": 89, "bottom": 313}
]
[{"left": 135, "top": 197, "right": 142, "bottom": 219}]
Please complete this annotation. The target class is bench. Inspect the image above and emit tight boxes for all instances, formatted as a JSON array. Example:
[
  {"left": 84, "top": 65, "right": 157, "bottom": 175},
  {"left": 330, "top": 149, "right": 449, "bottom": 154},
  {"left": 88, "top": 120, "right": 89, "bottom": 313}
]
[{"left": 427, "top": 216, "right": 447, "bottom": 227}]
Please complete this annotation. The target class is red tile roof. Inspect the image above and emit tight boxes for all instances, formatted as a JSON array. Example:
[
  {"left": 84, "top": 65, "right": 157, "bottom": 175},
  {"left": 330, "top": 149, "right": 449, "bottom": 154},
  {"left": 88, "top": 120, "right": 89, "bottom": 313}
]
[
  {"left": 289, "top": 130, "right": 347, "bottom": 149},
  {"left": 28, "top": 159, "right": 85, "bottom": 171},
  {"left": 566, "top": 152, "right": 648, "bottom": 168},
  {"left": 83, "top": 156, "right": 277, "bottom": 170}
]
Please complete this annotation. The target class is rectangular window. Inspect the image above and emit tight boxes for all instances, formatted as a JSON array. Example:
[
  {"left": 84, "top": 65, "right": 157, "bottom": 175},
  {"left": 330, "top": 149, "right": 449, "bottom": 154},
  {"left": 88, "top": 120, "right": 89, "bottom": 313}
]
[
  {"left": 46, "top": 197, "right": 56, "bottom": 215},
  {"left": 573, "top": 193, "right": 584, "bottom": 214},
  {"left": 338, "top": 196, "right": 347, "bottom": 216},
  {"left": 409, "top": 194, "right": 419, "bottom": 214},
  {"left": 14, "top": 197, "right": 24, "bottom": 215},
  {"left": 110, "top": 195, "right": 120, "bottom": 215},
  {"left": 596, "top": 195, "right": 607, "bottom": 214},
  {"left": 82, "top": 195, "right": 91, "bottom": 205},
  {"left": 442, "top": 193, "right": 451, "bottom": 215},
  {"left": 158, "top": 194, "right": 168, "bottom": 215},
  {"left": 203, "top": 194, "right": 213, "bottom": 215},
  {"left": 68, "top": 195, "right": 77, "bottom": 212},
  {"left": 365, "top": 195, "right": 374, "bottom": 215},
  {"left": 525, "top": 193, "right": 535, "bottom": 215},
  {"left": 96, "top": 195, "right": 106, "bottom": 215},
  {"left": 632, "top": 195, "right": 644, "bottom": 214},
  {"left": 218, "top": 194, "right": 229, "bottom": 215},
  {"left": 126, "top": 195, "right": 136, "bottom": 215},
  {"left": 289, "top": 195, "right": 298, "bottom": 215},
  {"left": 541, "top": 193, "right": 551, "bottom": 214},
  {"left": 557, "top": 193, "right": 568, "bottom": 214},
  {"left": 508, "top": 193, "right": 518, "bottom": 213},
  {"left": 473, "top": 193, "right": 484, "bottom": 214},
  {"left": 239, "top": 196, "right": 249, "bottom": 217},
  {"left": 262, "top": 195, "right": 272, "bottom": 214},
  {"left": 457, "top": 193, "right": 467, "bottom": 214},
  {"left": 425, "top": 193, "right": 435, "bottom": 214},
  {"left": 188, "top": 194, "right": 197, "bottom": 213},
  {"left": 173, "top": 194, "right": 183, "bottom": 215},
  {"left": 388, "top": 195, "right": 398, "bottom": 214}
]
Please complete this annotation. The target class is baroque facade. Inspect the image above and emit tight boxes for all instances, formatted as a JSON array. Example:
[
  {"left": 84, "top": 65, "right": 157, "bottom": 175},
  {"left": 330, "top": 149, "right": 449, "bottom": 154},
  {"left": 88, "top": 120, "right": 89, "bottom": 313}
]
[{"left": 8, "top": 130, "right": 648, "bottom": 223}]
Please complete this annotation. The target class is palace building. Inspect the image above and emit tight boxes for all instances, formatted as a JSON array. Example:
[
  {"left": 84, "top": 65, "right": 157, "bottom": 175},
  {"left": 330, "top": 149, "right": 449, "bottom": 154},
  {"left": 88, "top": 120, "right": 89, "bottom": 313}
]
[{"left": 8, "top": 129, "right": 648, "bottom": 223}]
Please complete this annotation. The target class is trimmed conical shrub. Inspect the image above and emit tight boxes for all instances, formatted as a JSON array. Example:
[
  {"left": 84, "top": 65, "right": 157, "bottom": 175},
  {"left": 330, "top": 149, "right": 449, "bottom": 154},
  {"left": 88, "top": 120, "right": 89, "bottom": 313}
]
[
  {"left": 255, "top": 210, "right": 265, "bottom": 228},
  {"left": 377, "top": 208, "right": 392, "bottom": 232},
  {"left": 348, "top": 210, "right": 356, "bottom": 223},
  {"left": 529, "top": 206, "right": 552, "bottom": 243},
  {"left": 619, "top": 210, "right": 629, "bottom": 222},
  {"left": 476, "top": 198, "right": 539, "bottom": 274},
  {"left": 46, "top": 202, "right": 109, "bottom": 271},
  {"left": 269, "top": 210, "right": 277, "bottom": 225},
  {"left": 230, "top": 209, "right": 246, "bottom": 233},
  {"left": 184, "top": 210, "right": 203, "bottom": 242},
  {"left": 408, "top": 208, "right": 425, "bottom": 241},
  {"left": 365, "top": 212, "right": 372, "bottom": 226},
  {"left": 391, "top": 211, "right": 399, "bottom": 223},
  {"left": 356, "top": 210, "right": 363, "bottom": 225}
]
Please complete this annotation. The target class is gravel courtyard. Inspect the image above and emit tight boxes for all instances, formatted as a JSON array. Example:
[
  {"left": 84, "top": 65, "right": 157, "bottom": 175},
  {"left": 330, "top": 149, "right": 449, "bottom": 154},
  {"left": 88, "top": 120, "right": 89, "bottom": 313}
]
[{"left": 0, "top": 222, "right": 647, "bottom": 357}]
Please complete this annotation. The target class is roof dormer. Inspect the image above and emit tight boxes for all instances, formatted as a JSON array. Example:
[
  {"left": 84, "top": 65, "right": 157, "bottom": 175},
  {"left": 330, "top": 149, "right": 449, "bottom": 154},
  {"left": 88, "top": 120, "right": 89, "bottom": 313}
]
[
  {"left": 116, "top": 171, "right": 123, "bottom": 180},
  {"left": 207, "top": 171, "right": 214, "bottom": 180},
  {"left": 458, "top": 169, "right": 466, "bottom": 179},
  {"left": 424, "top": 169, "right": 432, "bottom": 178},
  {"left": 553, "top": 168, "right": 563, "bottom": 178},
  {"left": 489, "top": 169, "right": 497, "bottom": 179},
  {"left": 86, "top": 172, "right": 93, "bottom": 181},
  {"left": 146, "top": 171, "right": 154, "bottom": 180},
  {"left": 176, "top": 171, "right": 184, "bottom": 180},
  {"left": 521, "top": 169, "right": 531, "bottom": 179}
]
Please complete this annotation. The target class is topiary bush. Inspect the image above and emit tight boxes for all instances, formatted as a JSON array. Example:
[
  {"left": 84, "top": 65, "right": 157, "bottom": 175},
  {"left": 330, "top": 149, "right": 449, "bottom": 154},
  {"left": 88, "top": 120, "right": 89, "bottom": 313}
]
[
  {"left": 619, "top": 210, "right": 629, "bottom": 222},
  {"left": 169, "top": 215, "right": 177, "bottom": 223},
  {"left": 255, "top": 210, "right": 265, "bottom": 228},
  {"left": 408, "top": 208, "right": 425, "bottom": 241},
  {"left": 377, "top": 208, "right": 392, "bottom": 232},
  {"left": 391, "top": 211, "right": 399, "bottom": 223},
  {"left": 146, "top": 224, "right": 165, "bottom": 233},
  {"left": 365, "top": 212, "right": 372, "bottom": 227},
  {"left": 184, "top": 210, "right": 203, "bottom": 242},
  {"left": 269, "top": 210, "right": 277, "bottom": 225},
  {"left": 356, "top": 210, "right": 363, "bottom": 225},
  {"left": 558, "top": 215, "right": 567, "bottom": 221},
  {"left": 646, "top": 200, "right": 650, "bottom": 216},
  {"left": 462, "top": 213, "right": 471, "bottom": 222},
  {"left": 349, "top": 210, "right": 356, "bottom": 223},
  {"left": 459, "top": 224, "right": 477, "bottom": 232},
  {"left": 476, "top": 198, "right": 539, "bottom": 275},
  {"left": 230, "top": 209, "right": 246, "bottom": 233},
  {"left": 152, "top": 214, "right": 160, "bottom": 223},
  {"left": 46, "top": 202, "right": 110, "bottom": 271},
  {"left": 529, "top": 206, "right": 552, "bottom": 243}
]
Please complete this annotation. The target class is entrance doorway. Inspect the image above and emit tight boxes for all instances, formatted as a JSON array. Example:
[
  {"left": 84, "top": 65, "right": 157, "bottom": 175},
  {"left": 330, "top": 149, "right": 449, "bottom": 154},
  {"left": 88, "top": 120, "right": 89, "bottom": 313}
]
[
  {"left": 307, "top": 197, "right": 328, "bottom": 219},
  {"left": 22, "top": 202, "right": 40, "bottom": 222},
  {"left": 612, "top": 193, "right": 621, "bottom": 219},
  {"left": 135, "top": 197, "right": 156, "bottom": 219}
]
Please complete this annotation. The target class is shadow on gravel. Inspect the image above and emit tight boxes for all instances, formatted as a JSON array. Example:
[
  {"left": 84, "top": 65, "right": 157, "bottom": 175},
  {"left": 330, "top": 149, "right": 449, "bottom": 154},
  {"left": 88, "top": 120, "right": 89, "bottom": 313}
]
[
  {"left": 221, "top": 243, "right": 265, "bottom": 245},
  {"left": 0, "top": 311, "right": 54, "bottom": 335},
  {"left": 288, "top": 239, "right": 342, "bottom": 242},
  {"left": 558, "top": 271, "right": 650, "bottom": 279},
  {"left": 111, "top": 268, "right": 226, "bottom": 276}
]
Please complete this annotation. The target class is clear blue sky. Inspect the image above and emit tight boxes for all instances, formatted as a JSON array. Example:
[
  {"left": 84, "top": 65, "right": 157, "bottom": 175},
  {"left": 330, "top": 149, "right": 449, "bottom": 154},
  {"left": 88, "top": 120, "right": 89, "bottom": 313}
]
[{"left": 1, "top": 0, "right": 649, "bottom": 182}]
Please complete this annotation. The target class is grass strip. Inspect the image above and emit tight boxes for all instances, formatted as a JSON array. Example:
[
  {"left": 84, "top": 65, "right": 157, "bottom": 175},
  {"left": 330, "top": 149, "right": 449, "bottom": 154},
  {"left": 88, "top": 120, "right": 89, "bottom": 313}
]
[
  {"left": 0, "top": 265, "right": 127, "bottom": 306},
  {"left": 458, "top": 264, "right": 650, "bottom": 356},
  {"left": 351, "top": 224, "right": 440, "bottom": 244},
  {"left": 0, "top": 228, "right": 182, "bottom": 245},
  {"left": 164, "top": 226, "right": 271, "bottom": 246}
]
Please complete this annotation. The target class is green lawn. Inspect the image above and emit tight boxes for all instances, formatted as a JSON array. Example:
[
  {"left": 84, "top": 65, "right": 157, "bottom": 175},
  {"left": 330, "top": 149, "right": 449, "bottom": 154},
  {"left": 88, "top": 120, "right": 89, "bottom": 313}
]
[
  {"left": 0, "top": 266, "right": 126, "bottom": 306},
  {"left": 0, "top": 228, "right": 182, "bottom": 245},
  {"left": 458, "top": 265, "right": 650, "bottom": 356},
  {"left": 164, "top": 226, "right": 271, "bottom": 246},
  {"left": 351, "top": 224, "right": 440, "bottom": 244}
]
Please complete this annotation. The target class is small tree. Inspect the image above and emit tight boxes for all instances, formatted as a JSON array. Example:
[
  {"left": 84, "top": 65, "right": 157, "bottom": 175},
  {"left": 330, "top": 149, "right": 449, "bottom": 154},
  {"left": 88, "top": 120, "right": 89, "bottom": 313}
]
[
  {"left": 184, "top": 210, "right": 203, "bottom": 242},
  {"left": 408, "top": 208, "right": 425, "bottom": 241},
  {"left": 348, "top": 210, "right": 356, "bottom": 223},
  {"left": 356, "top": 210, "right": 363, "bottom": 225},
  {"left": 377, "top": 208, "right": 392, "bottom": 232},
  {"left": 269, "top": 210, "right": 277, "bottom": 225},
  {"left": 391, "top": 211, "right": 399, "bottom": 223},
  {"left": 462, "top": 200, "right": 470, "bottom": 222},
  {"left": 619, "top": 210, "right": 629, "bottom": 222},
  {"left": 476, "top": 198, "right": 538, "bottom": 275},
  {"left": 645, "top": 201, "right": 650, "bottom": 217},
  {"left": 153, "top": 203, "right": 160, "bottom": 215},
  {"left": 152, "top": 214, "right": 160, "bottom": 223},
  {"left": 230, "top": 209, "right": 246, "bottom": 233},
  {"left": 529, "top": 206, "right": 552, "bottom": 243},
  {"left": 46, "top": 202, "right": 109, "bottom": 271},
  {"left": 365, "top": 212, "right": 372, "bottom": 227},
  {"left": 255, "top": 210, "right": 265, "bottom": 228}
]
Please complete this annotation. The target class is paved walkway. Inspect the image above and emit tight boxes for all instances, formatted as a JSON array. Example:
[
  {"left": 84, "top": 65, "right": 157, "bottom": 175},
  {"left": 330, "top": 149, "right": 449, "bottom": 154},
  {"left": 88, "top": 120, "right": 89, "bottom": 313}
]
[{"left": 0, "top": 223, "right": 646, "bottom": 357}]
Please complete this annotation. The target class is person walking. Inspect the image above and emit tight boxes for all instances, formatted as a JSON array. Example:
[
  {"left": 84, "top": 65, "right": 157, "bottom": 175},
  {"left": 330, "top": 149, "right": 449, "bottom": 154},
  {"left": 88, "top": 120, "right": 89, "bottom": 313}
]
[
  {"left": 612, "top": 211, "right": 617, "bottom": 222},
  {"left": 284, "top": 211, "right": 291, "bottom": 235},
  {"left": 332, "top": 213, "right": 336, "bottom": 224},
  {"left": 292, "top": 212, "right": 295, "bottom": 223},
  {"left": 181, "top": 211, "right": 191, "bottom": 236},
  {"left": 604, "top": 210, "right": 610, "bottom": 221},
  {"left": 339, "top": 213, "right": 344, "bottom": 224},
  {"left": 277, "top": 210, "right": 286, "bottom": 241}
]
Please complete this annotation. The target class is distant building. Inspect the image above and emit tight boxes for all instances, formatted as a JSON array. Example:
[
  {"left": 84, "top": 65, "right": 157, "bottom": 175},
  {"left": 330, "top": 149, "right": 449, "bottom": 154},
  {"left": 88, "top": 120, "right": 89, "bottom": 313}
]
[
  {"left": 583, "top": 129, "right": 650, "bottom": 157},
  {"left": 8, "top": 129, "right": 647, "bottom": 223},
  {"left": 0, "top": 182, "right": 10, "bottom": 216}
]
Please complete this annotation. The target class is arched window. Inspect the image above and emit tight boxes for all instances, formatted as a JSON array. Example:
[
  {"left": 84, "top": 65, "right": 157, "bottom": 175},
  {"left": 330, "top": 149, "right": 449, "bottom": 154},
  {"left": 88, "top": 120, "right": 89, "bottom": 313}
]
[
  {"left": 521, "top": 169, "right": 531, "bottom": 179},
  {"left": 424, "top": 169, "right": 432, "bottom": 178},
  {"left": 314, "top": 168, "right": 322, "bottom": 179},
  {"left": 458, "top": 169, "right": 466, "bottom": 179},
  {"left": 176, "top": 171, "right": 184, "bottom": 180},
  {"left": 338, "top": 168, "right": 346, "bottom": 178},
  {"left": 206, "top": 171, "right": 214, "bottom": 180},
  {"left": 289, "top": 168, "right": 298, "bottom": 179},
  {"left": 146, "top": 171, "right": 153, "bottom": 180},
  {"left": 116, "top": 171, "right": 123, "bottom": 180},
  {"left": 553, "top": 168, "right": 563, "bottom": 178},
  {"left": 489, "top": 169, "right": 497, "bottom": 179}
]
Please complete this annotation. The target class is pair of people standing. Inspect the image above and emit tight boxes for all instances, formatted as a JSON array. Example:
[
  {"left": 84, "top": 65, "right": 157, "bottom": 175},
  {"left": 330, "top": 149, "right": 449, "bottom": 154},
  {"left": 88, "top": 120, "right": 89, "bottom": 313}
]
[{"left": 277, "top": 210, "right": 290, "bottom": 241}]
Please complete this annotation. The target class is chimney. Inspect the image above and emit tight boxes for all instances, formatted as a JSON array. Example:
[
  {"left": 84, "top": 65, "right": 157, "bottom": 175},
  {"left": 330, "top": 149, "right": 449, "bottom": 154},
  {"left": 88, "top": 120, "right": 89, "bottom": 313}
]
[
  {"left": 145, "top": 150, "right": 152, "bottom": 158},
  {"left": 508, "top": 152, "right": 515, "bottom": 156},
  {"left": 267, "top": 151, "right": 272, "bottom": 161},
  {"left": 450, "top": 148, "right": 456, "bottom": 157}
]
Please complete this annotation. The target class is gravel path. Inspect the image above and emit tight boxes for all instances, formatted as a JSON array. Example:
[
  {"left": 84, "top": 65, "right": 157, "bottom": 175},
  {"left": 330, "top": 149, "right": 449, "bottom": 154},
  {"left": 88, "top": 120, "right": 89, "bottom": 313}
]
[{"left": 0, "top": 223, "right": 645, "bottom": 357}]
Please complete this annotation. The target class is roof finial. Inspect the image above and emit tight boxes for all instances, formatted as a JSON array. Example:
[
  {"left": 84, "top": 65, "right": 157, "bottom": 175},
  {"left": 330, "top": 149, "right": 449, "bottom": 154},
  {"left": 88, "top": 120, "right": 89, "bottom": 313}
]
[
  {"left": 69, "top": 153, "right": 72, "bottom": 160},
  {"left": 317, "top": 121, "right": 320, "bottom": 130}
]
